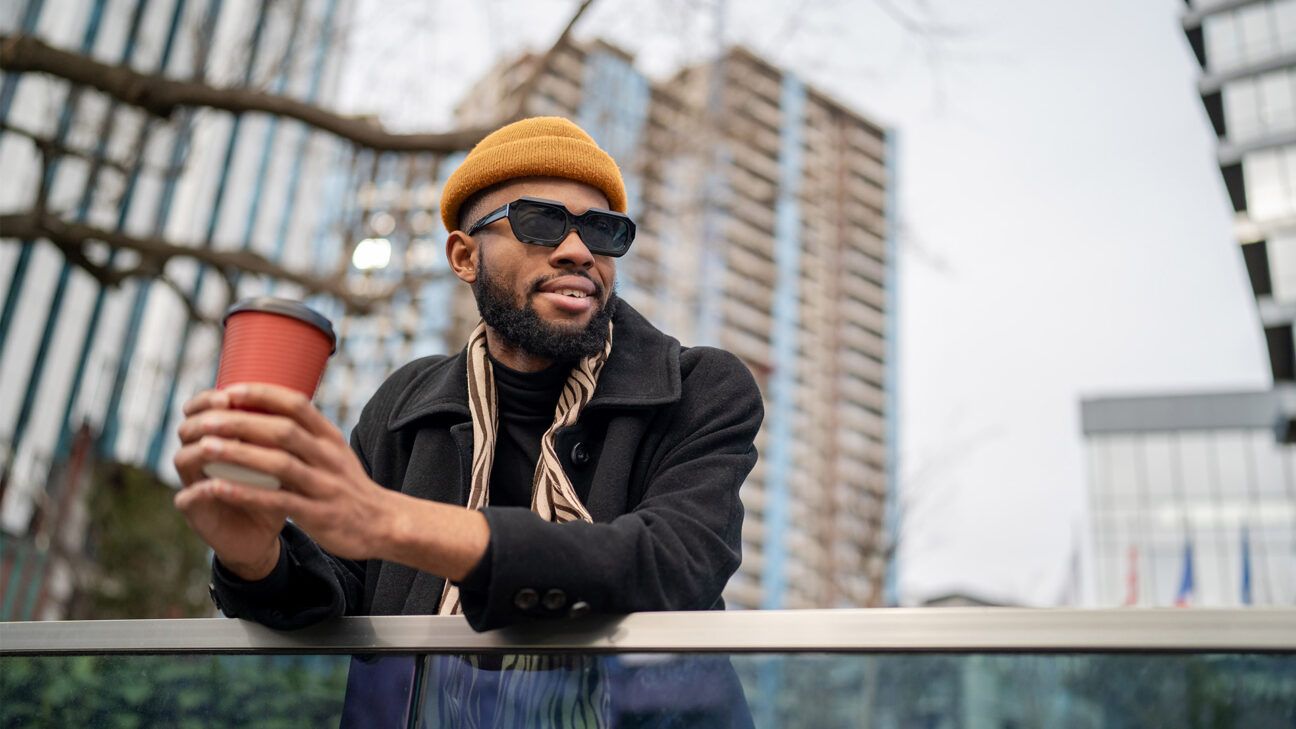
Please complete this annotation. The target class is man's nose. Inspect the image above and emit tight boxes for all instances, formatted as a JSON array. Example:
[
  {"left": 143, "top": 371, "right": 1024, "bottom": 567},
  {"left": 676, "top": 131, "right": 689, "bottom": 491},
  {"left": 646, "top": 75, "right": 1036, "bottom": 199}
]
[{"left": 548, "top": 230, "right": 595, "bottom": 269}]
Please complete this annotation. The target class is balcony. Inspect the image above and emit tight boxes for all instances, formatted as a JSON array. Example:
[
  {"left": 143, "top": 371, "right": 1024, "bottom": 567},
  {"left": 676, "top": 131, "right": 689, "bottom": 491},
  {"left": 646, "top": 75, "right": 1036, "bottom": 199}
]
[{"left": 2, "top": 610, "right": 1293, "bottom": 727}]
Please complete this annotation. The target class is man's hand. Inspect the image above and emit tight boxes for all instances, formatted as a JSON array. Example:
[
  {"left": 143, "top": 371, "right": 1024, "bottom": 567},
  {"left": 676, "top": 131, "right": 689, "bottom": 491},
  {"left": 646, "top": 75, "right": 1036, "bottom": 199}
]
[
  {"left": 174, "top": 383, "right": 490, "bottom": 582},
  {"left": 175, "top": 384, "right": 396, "bottom": 560},
  {"left": 174, "top": 389, "right": 285, "bottom": 580}
]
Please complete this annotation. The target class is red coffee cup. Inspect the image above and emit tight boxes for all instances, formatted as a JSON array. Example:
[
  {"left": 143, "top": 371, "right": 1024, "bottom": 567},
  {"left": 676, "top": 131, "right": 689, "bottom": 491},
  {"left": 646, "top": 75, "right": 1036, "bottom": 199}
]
[{"left": 203, "top": 297, "right": 337, "bottom": 489}]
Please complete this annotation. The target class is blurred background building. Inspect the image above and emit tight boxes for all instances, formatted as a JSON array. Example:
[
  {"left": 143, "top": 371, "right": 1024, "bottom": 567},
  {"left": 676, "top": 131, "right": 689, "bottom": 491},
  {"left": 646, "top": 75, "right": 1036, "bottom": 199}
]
[
  {"left": 0, "top": 0, "right": 360, "bottom": 620},
  {"left": 1081, "top": 391, "right": 1293, "bottom": 606},
  {"left": 0, "top": 1, "right": 896, "bottom": 617},
  {"left": 448, "top": 39, "right": 896, "bottom": 610},
  {"left": 1181, "top": 0, "right": 1296, "bottom": 438}
]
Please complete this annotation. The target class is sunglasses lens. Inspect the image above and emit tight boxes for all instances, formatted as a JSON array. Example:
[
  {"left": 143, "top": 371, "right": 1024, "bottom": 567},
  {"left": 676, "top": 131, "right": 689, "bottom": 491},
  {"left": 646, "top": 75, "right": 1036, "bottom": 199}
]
[
  {"left": 505, "top": 199, "right": 634, "bottom": 256},
  {"left": 512, "top": 202, "right": 569, "bottom": 242},
  {"left": 579, "top": 214, "right": 630, "bottom": 253}
]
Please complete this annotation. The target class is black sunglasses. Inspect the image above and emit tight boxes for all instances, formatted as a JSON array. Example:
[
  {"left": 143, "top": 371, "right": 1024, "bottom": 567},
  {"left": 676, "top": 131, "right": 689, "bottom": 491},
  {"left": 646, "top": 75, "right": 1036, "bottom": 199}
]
[{"left": 465, "top": 196, "right": 636, "bottom": 257}]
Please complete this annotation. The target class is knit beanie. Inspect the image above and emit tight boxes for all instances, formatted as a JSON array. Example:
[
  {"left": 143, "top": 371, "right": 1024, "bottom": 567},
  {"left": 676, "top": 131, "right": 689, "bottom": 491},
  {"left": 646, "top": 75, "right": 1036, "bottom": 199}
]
[{"left": 440, "top": 116, "right": 627, "bottom": 232}]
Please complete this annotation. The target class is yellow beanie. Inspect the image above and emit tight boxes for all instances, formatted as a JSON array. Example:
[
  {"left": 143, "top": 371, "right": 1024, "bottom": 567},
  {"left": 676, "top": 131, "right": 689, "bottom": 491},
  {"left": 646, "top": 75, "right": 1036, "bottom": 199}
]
[{"left": 440, "top": 116, "right": 627, "bottom": 232}]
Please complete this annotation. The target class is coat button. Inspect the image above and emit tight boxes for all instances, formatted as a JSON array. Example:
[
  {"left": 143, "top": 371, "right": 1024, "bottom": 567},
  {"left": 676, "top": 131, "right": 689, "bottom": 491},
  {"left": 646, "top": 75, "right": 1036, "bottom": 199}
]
[
  {"left": 514, "top": 588, "right": 540, "bottom": 611},
  {"left": 542, "top": 589, "right": 567, "bottom": 611},
  {"left": 570, "top": 442, "right": 591, "bottom": 466},
  {"left": 568, "top": 600, "right": 591, "bottom": 618}
]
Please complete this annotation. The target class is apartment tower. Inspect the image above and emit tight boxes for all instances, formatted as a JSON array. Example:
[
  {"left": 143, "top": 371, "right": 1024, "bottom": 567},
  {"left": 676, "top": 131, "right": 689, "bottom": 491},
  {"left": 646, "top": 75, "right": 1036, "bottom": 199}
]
[{"left": 455, "top": 41, "right": 897, "bottom": 609}]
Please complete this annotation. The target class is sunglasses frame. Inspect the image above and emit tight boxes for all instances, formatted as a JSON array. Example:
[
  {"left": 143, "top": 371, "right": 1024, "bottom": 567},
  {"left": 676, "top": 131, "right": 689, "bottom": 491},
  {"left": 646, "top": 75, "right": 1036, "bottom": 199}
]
[{"left": 464, "top": 196, "right": 636, "bottom": 257}]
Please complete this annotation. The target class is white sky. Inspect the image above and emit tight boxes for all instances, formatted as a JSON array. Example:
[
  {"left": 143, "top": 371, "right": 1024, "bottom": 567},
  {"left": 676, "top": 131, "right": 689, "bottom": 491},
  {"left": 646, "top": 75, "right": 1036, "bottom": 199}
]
[{"left": 336, "top": 0, "right": 1270, "bottom": 606}]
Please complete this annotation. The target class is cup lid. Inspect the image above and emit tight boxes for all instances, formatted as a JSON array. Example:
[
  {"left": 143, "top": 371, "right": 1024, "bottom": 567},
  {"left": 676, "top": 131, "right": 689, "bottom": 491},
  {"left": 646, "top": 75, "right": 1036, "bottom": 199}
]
[{"left": 223, "top": 297, "right": 337, "bottom": 354}]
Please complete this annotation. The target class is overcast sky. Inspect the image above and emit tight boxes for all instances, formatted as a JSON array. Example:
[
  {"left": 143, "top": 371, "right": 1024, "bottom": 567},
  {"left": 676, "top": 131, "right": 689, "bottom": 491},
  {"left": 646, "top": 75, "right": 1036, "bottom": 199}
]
[{"left": 336, "top": 0, "right": 1270, "bottom": 606}]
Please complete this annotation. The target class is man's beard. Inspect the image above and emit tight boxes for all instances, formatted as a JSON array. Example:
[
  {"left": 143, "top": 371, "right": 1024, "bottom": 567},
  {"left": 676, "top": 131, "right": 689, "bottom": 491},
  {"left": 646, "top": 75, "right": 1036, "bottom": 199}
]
[{"left": 472, "top": 256, "right": 618, "bottom": 362}]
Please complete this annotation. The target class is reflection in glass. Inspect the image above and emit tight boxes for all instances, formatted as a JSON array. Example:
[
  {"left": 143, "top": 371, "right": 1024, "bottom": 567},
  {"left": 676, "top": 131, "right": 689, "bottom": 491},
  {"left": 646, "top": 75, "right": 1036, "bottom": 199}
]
[
  {"left": 340, "top": 655, "right": 418, "bottom": 729},
  {"left": 0, "top": 654, "right": 349, "bottom": 727},
  {"left": 2, "top": 652, "right": 1293, "bottom": 727},
  {"left": 732, "top": 653, "right": 1296, "bottom": 729},
  {"left": 415, "top": 653, "right": 753, "bottom": 728}
]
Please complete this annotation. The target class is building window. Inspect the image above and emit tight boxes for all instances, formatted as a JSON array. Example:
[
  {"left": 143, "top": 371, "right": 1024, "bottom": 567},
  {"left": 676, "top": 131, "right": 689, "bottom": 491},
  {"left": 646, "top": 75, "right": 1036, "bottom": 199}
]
[
  {"left": 1269, "top": 230, "right": 1296, "bottom": 302},
  {"left": 1224, "top": 77, "right": 1262, "bottom": 140},
  {"left": 1205, "top": 12, "right": 1242, "bottom": 73},
  {"left": 1204, "top": 0, "right": 1296, "bottom": 74},
  {"left": 1278, "top": 0, "right": 1296, "bottom": 56},
  {"left": 1223, "top": 69, "right": 1296, "bottom": 142},
  {"left": 1242, "top": 144, "right": 1296, "bottom": 222}
]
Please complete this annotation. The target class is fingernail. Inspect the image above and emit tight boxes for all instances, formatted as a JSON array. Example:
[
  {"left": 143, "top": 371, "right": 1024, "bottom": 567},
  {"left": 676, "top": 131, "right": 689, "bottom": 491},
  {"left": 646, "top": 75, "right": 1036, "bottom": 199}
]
[
  {"left": 202, "top": 436, "right": 223, "bottom": 454},
  {"left": 212, "top": 391, "right": 231, "bottom": 408}
]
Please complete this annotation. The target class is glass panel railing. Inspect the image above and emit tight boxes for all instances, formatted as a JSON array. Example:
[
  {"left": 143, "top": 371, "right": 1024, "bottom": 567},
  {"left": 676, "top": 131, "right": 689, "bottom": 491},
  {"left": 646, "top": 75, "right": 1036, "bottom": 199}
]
[
  {"left": 5, "top": 651, "right": 1294, "bottom": 728},
  {"left": 0, "top": 654, "right": 353, "bottom": 727},
  {"left": 412, "top": 653, "right": 752, "bottom": 728},
  {"left": 3, "top": 610, "right": 1294, "bottom": 728}
]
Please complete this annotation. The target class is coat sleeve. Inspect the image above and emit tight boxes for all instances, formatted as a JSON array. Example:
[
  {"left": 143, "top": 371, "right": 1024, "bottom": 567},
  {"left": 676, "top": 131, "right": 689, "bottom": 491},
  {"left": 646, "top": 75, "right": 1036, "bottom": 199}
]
[
  {"left": 207, "top": 419, "right": 375, "bottom": 630},
  {"left": 458, "top": 348, "right": 763, "bottom": 632}
]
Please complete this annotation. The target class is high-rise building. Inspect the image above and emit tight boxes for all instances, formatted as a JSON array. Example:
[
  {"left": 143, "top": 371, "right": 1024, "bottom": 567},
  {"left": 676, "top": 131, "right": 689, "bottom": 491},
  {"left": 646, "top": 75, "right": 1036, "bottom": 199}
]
[
  {"left": 456, "top": 40, "right": 897, "bottom": 609},
  {"left": 1081, "top": 391, "right": 1294, "bottom": 606},
  {"left": 0, "top": 12, "right": 897, "bottom": 615},
  {"left": 0, "top": 0, "right": 355, "bottom": 619},
  {"left": 1181, "top": 0, "right": 1296, "bottom": 438}
]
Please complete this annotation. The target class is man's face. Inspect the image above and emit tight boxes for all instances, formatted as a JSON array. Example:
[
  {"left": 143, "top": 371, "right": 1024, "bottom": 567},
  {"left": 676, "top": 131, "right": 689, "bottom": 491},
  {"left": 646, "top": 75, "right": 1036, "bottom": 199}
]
[{"left": 459, "top": 177, "right": 620, "bottom": 362}]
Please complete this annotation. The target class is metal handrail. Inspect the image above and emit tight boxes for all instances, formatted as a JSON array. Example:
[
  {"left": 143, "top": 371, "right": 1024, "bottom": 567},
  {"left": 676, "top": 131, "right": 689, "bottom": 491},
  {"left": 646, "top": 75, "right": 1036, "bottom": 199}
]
[{"left": 2, "top": 608, "right": 1294, "bottom": 655}]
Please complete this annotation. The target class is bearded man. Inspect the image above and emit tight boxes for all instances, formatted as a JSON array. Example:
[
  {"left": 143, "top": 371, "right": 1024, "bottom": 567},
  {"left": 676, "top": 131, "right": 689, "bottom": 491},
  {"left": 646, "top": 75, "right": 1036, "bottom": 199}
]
[{"left": 173, "top": 117, "right": 763, "bottom": 632}]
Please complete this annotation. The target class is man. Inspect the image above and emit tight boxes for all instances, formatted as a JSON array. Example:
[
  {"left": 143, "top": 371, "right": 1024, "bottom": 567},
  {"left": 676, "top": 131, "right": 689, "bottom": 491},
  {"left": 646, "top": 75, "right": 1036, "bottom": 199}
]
[{"left": 174, "top": 117, "right": 763, "bottom": 632}]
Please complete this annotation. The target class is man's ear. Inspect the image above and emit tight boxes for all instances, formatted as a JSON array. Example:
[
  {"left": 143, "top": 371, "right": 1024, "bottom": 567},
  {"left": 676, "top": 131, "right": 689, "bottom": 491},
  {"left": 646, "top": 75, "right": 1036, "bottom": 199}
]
[{"left": 446, "top": 231, "right": 478, "bottom": 284}]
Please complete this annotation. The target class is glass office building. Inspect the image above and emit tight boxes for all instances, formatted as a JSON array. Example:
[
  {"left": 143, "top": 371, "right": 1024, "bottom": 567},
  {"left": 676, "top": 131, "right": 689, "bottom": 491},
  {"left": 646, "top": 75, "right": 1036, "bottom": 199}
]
[
  {"left": 0, "top": 0, "right": 356, "bottom": 620},
  {"left": 0, "top": 14, "right": 896, "bottom": 617},
  {"left": 1082, "top": 391, "right": 1294, "bottom": 606},
  {"left": 1182, "top": 0, "right": 1296, "bottom": 438}
]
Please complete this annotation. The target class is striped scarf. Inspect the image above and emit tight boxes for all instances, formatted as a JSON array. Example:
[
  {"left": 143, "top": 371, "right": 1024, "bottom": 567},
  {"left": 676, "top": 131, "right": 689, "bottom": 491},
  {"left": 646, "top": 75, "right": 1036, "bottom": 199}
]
[{"left": 437, "top": 320, "right": 614, "bottom": 615}]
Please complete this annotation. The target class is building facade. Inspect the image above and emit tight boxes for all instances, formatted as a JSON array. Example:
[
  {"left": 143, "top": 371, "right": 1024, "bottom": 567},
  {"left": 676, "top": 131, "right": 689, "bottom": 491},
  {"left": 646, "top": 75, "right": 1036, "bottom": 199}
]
[
  {"left": 1082, "top": 391, "right": 1294, "bottom": 606},
  {"left": 1182, "top": 0, "right": 1296, "bottom": 437},
  {"left": 454, "top": 41, "right": 897, "bottom": 609},
  {"left": 0, "top": 0, "right": 358, "bottom": 619},
  {"left": 0, "top": 12, "right": 896, "bottom": 615}
]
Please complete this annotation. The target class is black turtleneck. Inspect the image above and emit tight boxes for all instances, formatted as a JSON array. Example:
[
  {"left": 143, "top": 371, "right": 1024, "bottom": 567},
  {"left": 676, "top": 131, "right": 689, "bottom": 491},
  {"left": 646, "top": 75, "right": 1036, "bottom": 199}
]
[
  {"left": 485, "top": 354, "right": 571, "bottom": 508},
  {"left": 458, "top": 356, "right": 571, "bottom": 595}
]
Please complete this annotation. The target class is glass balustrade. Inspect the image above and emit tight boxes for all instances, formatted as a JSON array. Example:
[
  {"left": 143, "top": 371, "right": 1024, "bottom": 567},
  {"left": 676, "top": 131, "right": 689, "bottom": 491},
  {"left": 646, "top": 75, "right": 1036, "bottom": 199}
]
[{"left": 3, "top": 609, "right": 1293, "bottom": 728}]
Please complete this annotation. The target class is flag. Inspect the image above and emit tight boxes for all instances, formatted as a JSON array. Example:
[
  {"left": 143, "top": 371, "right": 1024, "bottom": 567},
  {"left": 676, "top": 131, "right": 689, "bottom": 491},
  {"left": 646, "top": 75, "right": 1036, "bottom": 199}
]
[
  {"left": 1175, "top": 541, "right": 1195, "bottom": 608},
  {"left": 1122, "top": 545, "right": 1139, "bottom": 606},
  {"left": 1241, "top": 527, "right": 1253, "bottom": 606}
]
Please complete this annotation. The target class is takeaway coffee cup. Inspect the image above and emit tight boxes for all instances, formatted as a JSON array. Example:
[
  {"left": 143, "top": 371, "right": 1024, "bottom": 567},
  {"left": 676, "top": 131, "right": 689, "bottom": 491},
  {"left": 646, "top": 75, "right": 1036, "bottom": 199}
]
[{"left": 202, "top": 297, "right": 337, "bottom": 489}]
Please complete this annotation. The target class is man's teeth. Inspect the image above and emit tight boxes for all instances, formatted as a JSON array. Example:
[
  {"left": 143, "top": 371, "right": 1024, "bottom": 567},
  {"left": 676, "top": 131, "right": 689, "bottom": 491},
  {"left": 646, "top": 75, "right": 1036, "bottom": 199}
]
[{"left": 555, "top": 289, "right": 587, "bottom": 298}]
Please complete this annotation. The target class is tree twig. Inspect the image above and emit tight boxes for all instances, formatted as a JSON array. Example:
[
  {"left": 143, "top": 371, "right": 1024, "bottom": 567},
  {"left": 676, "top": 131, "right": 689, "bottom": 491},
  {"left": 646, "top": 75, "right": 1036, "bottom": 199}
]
[
  {"left": 0, "top": 210, "right": 447, "bottom": 313},
  {"left": 155, "top": 272, "right": 217, "bottom": 325},
  {"left": 0, "top": 34, "right": 495, "bottom": 153},
  {"left": 1, "top": 121, "right": 137, "bottom": 177},
  {"left": 507, "top": 0, "right": 598, "bottom": 119},
  {"left": 0, "top": 0, "right": 598, "bottom": 152}
]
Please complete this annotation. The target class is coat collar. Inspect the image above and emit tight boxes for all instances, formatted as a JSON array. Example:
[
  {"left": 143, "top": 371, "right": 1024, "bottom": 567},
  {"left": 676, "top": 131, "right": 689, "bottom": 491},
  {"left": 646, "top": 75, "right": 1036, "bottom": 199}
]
[{"left": 387, "top": 301, "right": 682, "bottom": 432}]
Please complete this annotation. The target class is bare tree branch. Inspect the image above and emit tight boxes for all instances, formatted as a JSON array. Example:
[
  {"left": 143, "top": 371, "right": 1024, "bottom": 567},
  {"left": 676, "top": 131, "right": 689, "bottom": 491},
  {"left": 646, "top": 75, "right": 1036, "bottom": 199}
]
[
  {"left": 0, "top": 0, "right": 595, "bottom": 156},
  {"left": 872, "top": 0, "right": 965, "bottom": 38},
  {"left": 1, "top": 121, "right": 138, "bottom": 177},
  {"left": 0, "top": 211, "right": 447, "bottom": 313},
  {"left": 0, "top": 0, "right": 595, "bottom": 324},
  {"left": 0, "top": 34, "right": 494, "bottom": 153},
  {"left": 155, "top": 272, "right": 218, "bottom": 325}
]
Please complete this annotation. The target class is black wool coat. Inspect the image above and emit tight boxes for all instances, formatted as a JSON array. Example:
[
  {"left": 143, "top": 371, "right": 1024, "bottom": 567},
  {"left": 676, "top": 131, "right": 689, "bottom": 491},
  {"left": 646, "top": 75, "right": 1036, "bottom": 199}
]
[{"left": 212, "top": 303, "right": 764, "bottom": 632}]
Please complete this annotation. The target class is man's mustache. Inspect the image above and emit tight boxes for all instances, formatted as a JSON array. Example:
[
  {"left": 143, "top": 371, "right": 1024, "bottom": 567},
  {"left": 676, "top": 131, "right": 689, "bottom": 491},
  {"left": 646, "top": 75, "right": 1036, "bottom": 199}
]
[{"left": 530, "top": 271, "right": 605, "bottom": 299}]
